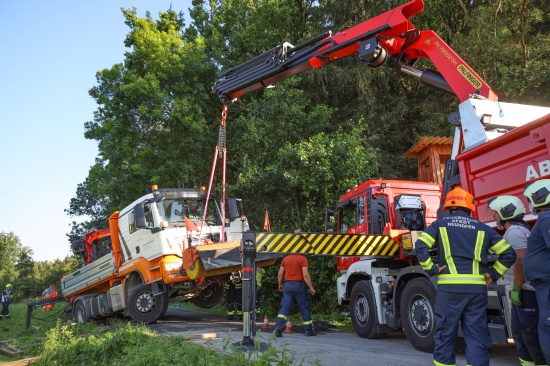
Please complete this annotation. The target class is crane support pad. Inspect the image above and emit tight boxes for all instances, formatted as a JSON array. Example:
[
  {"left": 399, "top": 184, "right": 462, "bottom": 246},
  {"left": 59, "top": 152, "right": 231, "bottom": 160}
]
[{"left": 255, "top": 232, "right": 399, "bottom": 257}]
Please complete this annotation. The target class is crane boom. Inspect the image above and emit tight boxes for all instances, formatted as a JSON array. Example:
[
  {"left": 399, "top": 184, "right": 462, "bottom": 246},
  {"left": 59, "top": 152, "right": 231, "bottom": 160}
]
[{"left": 214, "top": 0, "right": 497, "bottom": 104}]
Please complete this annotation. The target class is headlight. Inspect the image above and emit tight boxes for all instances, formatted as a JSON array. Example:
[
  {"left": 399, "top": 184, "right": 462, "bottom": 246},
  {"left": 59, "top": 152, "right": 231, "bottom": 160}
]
[{"left": 164, "top": 260, "right": 182, "bottom": 271}]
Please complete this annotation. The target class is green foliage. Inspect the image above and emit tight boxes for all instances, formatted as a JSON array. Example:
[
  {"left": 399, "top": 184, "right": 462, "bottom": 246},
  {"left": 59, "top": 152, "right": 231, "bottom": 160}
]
[
  {"left": 0, "top": 232, "right": 23, "bottom": 282},
  {"left": 8, "top": 256, "right": 79, "bottom": 302},
  {"left": 33, "top": 321, "right": 257, "bottom": 366},
  {"left": 0, "top": 302, "right": 71, "bottom": 363},
  {"left": 66, "top": 7, "right": 219, "bottom": 234}
]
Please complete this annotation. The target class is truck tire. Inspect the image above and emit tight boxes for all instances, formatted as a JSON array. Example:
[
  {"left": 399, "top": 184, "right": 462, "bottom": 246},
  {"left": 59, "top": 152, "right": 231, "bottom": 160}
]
[
  {"left": 368, "top": 194, "right": 389, "bottom": 234},
  {"left": 400, "top": 277, "right": 436, "bottom": 353},
  {"left": 189, "top": 283, "right": 224, "bottom": 309},
  {"left": 128, "top": 283, "right": 168, "bottom": 324},
  {"left": 73, "top": 301, "right": 88, "bottom": 323},
  {"left": 350, "top": 280, "right": 386, "bottom": 339}
]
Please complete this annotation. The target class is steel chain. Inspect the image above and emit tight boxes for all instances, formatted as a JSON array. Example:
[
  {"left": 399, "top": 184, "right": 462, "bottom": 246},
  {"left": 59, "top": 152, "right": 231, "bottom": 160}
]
[{"left": 218, "top": 104, "right": 228, "bottom": 158}]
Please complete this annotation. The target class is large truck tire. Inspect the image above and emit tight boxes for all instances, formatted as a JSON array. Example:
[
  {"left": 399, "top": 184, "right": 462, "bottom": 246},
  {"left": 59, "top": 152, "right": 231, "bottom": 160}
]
[
  {"left": 400, "top": 277, "right": 436, "bottom": 353},
  {"left": 73, "top": 301, "right": 88, "bottom": 323},
  {"left": 128, "top": 284, "right": 168, "bottom": 324},
  {"left": 350, "top": 280, "right": 386, "bottom": 339},
  {"left": 189, "top": 283, "right": 224, "bottom": 309}
]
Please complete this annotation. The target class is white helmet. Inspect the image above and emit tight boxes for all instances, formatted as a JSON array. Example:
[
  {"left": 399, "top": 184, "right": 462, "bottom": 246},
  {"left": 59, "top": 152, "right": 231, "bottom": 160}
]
[
  {"left": 487, "top": 195, "right": 525, "bottom": 220},
  {"left": 524, "top": 179, "right": 550, "bottom": 212}
]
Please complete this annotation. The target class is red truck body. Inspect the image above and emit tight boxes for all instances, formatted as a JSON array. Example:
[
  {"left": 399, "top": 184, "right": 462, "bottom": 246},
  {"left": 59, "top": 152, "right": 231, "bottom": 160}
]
[{"left": 459, "top": 113, "right": 550, "bottom": 226}]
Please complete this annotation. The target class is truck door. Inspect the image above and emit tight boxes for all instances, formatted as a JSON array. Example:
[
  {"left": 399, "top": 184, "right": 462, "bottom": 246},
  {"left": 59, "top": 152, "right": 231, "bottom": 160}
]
[
  {"left": 340, "top": 189, "right": 389, "bottom": 235},
  {"left": 339, "top": 194, "right": 366, "bottom": 234}
]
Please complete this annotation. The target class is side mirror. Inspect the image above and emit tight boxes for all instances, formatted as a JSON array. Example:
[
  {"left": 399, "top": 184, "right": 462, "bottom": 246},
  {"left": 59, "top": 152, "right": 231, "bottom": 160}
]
[
  {"left": 226, "top": 198, "right": 242, "bottom": 220},
  {"left": 324, "top": 208, "right": 336, "bottom": 234},
  {"left": 134, "top": 203, "right": 147, "bottom": 229}
]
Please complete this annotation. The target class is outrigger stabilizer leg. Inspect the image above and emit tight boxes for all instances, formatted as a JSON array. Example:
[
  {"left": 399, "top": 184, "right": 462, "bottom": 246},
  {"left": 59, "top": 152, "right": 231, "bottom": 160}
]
[
  {"left": 234, "top": 231, "right": 268, "bottom": 351},
  {"left": 26, "top": 296, "right": 65, "bottom": 328}
]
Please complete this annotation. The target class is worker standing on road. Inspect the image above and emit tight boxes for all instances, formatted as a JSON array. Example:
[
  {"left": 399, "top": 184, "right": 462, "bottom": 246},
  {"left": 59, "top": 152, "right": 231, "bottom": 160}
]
[
  {"left": 1, "top": 284, "right": 14, "bottom": 320},
  {"left": 415, "top": 187, "right": 516, "bottom": 366},
  {"left": 255, "top": 267, "right": 265, "bottom": 321},
  {"left": 523, "top": 179, "right": 550, "bottom": 364},
  {"left": 488, "top": 196, "right": 547, "bottom": 365},
  {"left": 224, "top": 271, "right": 242, "bottom": 320},
  {"left": 273, "top": 246, "right": 317, "bottom": 337}
]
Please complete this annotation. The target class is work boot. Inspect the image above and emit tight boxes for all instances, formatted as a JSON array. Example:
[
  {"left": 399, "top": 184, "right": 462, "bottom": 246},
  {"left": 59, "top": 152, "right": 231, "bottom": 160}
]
[
  {"left": 274, "top": 329, "right": 283, "bottom": 338},
  {"left": 304, "top": 330, "right": 317, "bottom": 336}
]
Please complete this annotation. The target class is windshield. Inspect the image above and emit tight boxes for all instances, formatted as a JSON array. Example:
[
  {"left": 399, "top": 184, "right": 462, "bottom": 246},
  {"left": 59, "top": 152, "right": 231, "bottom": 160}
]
[{"left": 157, "top": 198, "right": 222, "bottom": 228}]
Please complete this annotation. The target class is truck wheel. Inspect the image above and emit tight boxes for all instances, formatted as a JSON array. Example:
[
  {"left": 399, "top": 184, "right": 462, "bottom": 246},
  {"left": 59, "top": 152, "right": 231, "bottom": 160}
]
[
  {"left": 189, "top": 283, "right": 224, "bottom": 309},
  {"left": 350, "top": 280, "right": 386, "bottom": 339},
  {"left": 400, "top": 277, "right": 436, "bottom": 353},
  {"left": 128, "top": 283, "right": 167, "bottom": 324},
  {"left": 73, "top": 301, "right": 88, "bottom": 323}
]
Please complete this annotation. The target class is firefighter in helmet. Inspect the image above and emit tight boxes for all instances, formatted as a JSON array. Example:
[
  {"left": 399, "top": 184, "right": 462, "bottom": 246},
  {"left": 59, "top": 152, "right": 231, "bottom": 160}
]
[
  {"left": 415, "top": 187, "right": 516, "bottom": 366},
  {"left": 1, "top": 284, "right": 14, "bottom": 320},
  {"left": 487, "top": 195, "right": 546, "bottom": 365},
  {"left": 523, "top": 179, "right": 550, "bottom": 364}
]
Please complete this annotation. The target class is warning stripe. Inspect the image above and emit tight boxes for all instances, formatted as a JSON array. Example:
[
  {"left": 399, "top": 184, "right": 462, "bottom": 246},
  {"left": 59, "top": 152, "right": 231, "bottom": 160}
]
[{"left": 255, "top": 233, "right": 398, "bottom": 257}]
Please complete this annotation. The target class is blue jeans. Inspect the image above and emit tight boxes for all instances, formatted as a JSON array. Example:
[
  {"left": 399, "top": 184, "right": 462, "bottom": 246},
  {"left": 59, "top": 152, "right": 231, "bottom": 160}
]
[
  {"left": 534, "top": 282, "right": 550, "bottom": 364},
  {"left": 275, "top": 281, "right": 313, "bottom": 332},
  {"left": 511, "top": 289, "right": 547, "bottom": 364}
]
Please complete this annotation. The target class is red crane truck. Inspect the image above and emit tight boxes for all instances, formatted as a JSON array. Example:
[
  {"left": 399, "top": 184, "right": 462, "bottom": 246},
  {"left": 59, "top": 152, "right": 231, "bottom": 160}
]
[{"left": 213, "top": 0, "right": 550, "bottom": 352}]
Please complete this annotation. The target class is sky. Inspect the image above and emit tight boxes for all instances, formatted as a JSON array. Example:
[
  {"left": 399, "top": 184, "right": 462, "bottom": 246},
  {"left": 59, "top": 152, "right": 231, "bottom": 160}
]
[{"left": 0, "top": 1, "right": 193, "bottom": 262}]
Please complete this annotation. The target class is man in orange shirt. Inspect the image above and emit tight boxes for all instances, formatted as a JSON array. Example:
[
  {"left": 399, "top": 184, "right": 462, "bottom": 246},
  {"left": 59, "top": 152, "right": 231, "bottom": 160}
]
[{"left": 273, "top": 251, "right": 317, "bottom": 337}]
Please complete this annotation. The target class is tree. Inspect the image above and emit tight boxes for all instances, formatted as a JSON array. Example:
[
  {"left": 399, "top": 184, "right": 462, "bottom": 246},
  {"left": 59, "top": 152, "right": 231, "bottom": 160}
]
[
  {"left": 0, "top": 232, "right": 23, "bottom": 283},
  {"left": 13, "top": 247, "right": 40, "bottom": 300},
  {"left": 67, "top": 7, "right": 220, "bottom": 232}
]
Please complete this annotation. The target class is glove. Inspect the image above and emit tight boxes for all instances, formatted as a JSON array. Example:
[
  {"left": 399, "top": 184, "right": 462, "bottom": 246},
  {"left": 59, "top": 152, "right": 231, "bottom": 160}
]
[{"left": 510, "top": 285, "right": 522, "bottom": 307}]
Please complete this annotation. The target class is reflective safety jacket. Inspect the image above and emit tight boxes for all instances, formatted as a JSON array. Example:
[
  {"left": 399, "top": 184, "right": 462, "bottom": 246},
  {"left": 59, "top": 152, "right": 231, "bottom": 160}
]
[
  {"left": 415, "top": 211, "right": 517, "bottom": 293},
  {"left": 224, "top": 272, "right": 243, "bottom": 290},
  {"left": 1, "top": 290, "right": 12, "bottom": 303},
  {"left": 256, "top": 267, "right": 265, "bottom": 288}
]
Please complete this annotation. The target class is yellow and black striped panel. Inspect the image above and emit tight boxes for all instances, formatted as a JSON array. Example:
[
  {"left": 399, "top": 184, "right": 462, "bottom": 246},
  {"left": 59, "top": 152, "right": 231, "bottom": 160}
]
[{"left": 255, "top": 233, "right": 399, "bottom": 257}]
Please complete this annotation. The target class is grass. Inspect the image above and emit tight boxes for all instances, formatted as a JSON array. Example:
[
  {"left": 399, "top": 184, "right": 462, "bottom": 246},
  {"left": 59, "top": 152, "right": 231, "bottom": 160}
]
[
  {"left": 0, "top": 302, "right": 69, "bottom": 363},
  {"left": 0, "top": 302, "right": 344, "bottom": 365}
]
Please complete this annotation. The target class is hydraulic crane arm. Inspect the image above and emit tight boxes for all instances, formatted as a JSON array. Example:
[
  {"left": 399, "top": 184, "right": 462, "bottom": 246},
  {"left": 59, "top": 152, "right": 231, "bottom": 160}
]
[{"left": 214, "top": 0, "right": 497, "bottom": 104}]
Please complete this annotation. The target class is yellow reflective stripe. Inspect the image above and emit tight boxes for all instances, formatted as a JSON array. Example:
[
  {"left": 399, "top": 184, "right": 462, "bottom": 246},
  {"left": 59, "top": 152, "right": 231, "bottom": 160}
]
[
  {"left": 419, "top": 232, "right": 435, "bottom": 248},
  {"left": 420, "top": 258, "right": 434, "bottom": 271},
  {"left": 519, "top": 357, "right": 535, "bottom": 365},
  {"left": 434, "top": 360, "right": 456, "bottom": 366},
  {"left": 438, "top": 274, "right": 486, "bottom": 285},
  {"left": 277, "top": 314, "right": 287, "bottom": 320},
  {"left": 303, "top": 320, "right": 313, "bottom": 325},
  {"left": 439, "top": 227, "right": 457, "bottom": 274},
  {"left": 473, "top": 231, "right": 484, "bottom": 275},
  {"left": 490, "top": 239, "right": 510, "bottom": 255},
  {"left": 492, "top": 261, "right": 508, "bottom": 275}
]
